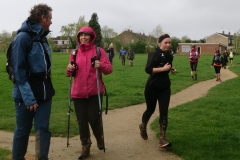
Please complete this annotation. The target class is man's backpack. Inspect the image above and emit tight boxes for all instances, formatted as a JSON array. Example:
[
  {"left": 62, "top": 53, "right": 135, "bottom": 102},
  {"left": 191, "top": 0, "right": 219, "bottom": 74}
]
[
  {"left": 6, "top": 42, "right": 15, "bottom": 82},
  {"left": 6, "top": 32, "right": 38, "bottom": 83}
]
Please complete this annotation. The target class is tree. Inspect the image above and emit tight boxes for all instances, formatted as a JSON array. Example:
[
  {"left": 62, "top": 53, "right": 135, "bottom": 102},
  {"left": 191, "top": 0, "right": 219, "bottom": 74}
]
[
  {"left": 0, "top": 30, "right": 14, "bottom": 51},
  {"left": 76, "top": 16, "right": 88, "bottom": 35},
  {"left": 89, "top": 13, "right": 102, "bottom": 47},
  {"left": 233, "top": 29, "right": 240, "bottom": 53},
  {"left": 150, "top": 24, "right": 163, "bottom": 38},
  {"left": 181, "top": 35, "right": 191, "bottom": 43},
  {"left": 101, "top": 25, "right": 118, "bottom": 39},
  {"left": 60, "top": 23, "right": 77, "bottom": 49},
  {"left": 60, "top": 16, "right": 88, "bottom": 49},
  {"left": 101, "top": 25, "right": 118, "bottom": 49},
  {"left": 199, "top": 38, "right": 206, "bottom": 43},
  {"left": 171, "top": 37, "right": 181, "bottom": 53},
  {"left": 132, "top": 40, "right": 146, "bottom": 53}
]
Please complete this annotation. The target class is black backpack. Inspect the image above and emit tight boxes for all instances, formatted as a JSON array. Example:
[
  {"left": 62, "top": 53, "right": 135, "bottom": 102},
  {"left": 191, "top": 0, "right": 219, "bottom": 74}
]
[
  {"left": 214, "top": 53, "right": 221, "bottom": 65},
  {"left": 6, "top": 32, "right": 37, "bottom": 83}
]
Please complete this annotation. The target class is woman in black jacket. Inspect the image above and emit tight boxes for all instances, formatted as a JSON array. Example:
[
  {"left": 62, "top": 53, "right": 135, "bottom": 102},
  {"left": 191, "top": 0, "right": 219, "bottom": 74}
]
[{"left": 139, "top": 34, "right": 176, "bottom": 148}]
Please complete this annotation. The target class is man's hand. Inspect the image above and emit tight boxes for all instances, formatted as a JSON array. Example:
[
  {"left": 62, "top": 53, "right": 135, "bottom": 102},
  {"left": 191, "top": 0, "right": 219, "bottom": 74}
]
[{"left": 26, "top": 103, "right": 38, "bottom": 112}]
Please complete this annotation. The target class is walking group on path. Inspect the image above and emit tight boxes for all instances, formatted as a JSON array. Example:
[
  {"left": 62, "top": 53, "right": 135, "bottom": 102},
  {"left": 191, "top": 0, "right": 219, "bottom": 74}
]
[{"left": 3, "top": 2, "right": 238, "bottom": 160}]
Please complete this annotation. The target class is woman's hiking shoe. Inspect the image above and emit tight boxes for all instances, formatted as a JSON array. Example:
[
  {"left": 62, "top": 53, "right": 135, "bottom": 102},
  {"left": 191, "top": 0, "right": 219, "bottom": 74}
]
[
  {"left": 139, "top": 124, "right": 148, "bottom": 140},
  {"left": 158, "top": 139, "right": 172, "bottom": 149},
  {"left": 78, "top": 145, "right": 91, "bottom": 159}
]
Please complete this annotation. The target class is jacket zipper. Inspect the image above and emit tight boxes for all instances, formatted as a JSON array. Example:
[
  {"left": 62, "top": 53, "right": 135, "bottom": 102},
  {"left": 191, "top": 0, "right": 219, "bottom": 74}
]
[
  {"left": 39, "top": 30, "right": 47, "bottom": 100},
  {"left": 43, "top": 81, "right": 46, "bottom": 100}
]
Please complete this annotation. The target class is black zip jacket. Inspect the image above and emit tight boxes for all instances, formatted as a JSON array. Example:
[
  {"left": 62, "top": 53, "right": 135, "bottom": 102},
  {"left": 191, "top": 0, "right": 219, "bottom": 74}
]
[{"left": 145, "top": 48, "right": 174, "bottom": 89}]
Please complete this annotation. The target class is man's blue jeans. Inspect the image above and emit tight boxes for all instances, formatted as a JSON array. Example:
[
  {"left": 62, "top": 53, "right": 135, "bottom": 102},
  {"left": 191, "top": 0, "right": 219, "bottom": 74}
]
[{"left": 12, "top": 99, "right": 52, "bottom": 160}]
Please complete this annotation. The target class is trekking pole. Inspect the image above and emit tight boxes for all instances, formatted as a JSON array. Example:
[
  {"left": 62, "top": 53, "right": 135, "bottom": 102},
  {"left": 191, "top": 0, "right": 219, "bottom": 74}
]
[
  {"left": 105, "top": 89, "right": 108, "bottom": 115},
  {"left": 67, "top": 63, "right": 74, "bottom": 147},
  {"left": 96, "top": 67, "right": 106, "bottom": 153}
]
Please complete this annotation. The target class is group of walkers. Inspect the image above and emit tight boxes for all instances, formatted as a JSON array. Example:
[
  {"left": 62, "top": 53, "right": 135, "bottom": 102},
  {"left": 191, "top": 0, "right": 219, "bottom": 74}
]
[
  {"left": 188, "top": 45, "right": 235, "bottom": 82},
  {"left": 9, "top": 3, "right": 174, "bottom": 160},
  {"left": 8, "top": 3, "right": 237, "bottom": 160},
  {"left": 107, "top": 46, "right": 135, "bottom": 67}
]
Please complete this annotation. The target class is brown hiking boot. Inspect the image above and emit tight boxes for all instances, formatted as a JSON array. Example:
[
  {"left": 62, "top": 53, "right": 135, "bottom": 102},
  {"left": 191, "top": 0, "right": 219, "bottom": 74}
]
[
  {"left": 78, "top": 144, "right": 91, "bottom": 159},
  {"left": 158, "top": 138, "right": 172, "bottom": 149},
  {"left": 139, "top": 124, "right": 148, "bottom": 140},
  {"left": 96, "top": 136, "right": 104, "bottom": 150}
]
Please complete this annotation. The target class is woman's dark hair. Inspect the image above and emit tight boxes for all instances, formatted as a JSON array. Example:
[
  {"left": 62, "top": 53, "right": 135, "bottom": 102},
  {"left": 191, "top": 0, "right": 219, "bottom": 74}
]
[
  {"left": 28, "top": 4, "right": 52, "bottom": 23},
  {"left": 158, "top": 34, "right": 170, "bottom": 43}
]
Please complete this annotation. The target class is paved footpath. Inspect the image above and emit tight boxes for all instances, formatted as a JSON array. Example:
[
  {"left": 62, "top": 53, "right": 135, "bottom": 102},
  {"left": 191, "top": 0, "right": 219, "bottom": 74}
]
[{"left": 0, "top": 68, "right": 237, "bottom": 160}]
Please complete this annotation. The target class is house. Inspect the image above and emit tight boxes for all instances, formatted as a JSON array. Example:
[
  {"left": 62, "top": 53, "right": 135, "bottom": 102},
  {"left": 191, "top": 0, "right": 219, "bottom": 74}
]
[
  {"left": 51, "top": 36, "right": 70, "bottom": 52},
  {"left": 178, "top": 43, "right": 227, "bottom": 55},
  {"left": 178, "top": 31, "right": 234, "bottom": 54},
  {"left": 205, "top": 31, "right": 234, "bottom": 48},
  {"left": 113, "top": 29, "right": 156, "bottom": 52}
]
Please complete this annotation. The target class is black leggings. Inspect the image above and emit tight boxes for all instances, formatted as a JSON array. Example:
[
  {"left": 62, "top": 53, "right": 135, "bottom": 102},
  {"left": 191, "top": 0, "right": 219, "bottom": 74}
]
[
  {"left": 142, "top": 83, "right": 171, "bottom": 130},
  {"left": 190, "top": 62, "right": 198, "bottom": 71},
  {"left": 73, "top": 95, "right": 103, "bottom": 146},
  {"left": 214, "top": 66, "right": 221, "bottom": 74}
]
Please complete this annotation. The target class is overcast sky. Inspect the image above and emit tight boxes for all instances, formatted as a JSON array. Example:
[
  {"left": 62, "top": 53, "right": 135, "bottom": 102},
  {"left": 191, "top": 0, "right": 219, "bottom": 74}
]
[{"left": 1, "top": 0, "right": 239, "bottom": 40}]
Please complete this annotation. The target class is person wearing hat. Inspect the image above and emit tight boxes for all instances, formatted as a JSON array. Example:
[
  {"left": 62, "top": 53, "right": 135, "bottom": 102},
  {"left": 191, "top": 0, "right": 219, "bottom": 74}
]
[
  {"left": 66, "top": 26, "right": 113, "bottom": 159},
  {"left": 211, "top": 50, "right": 223, "bottom": 82},
  {"left": 139, "top": 34, "right": 176, "bottom": 149}
]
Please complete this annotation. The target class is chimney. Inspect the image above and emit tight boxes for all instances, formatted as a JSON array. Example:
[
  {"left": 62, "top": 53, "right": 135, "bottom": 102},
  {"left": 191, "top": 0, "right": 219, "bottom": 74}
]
[
  {"left": 228, "top": 32, "right": 231, "bottom": 35},
  {"left": 222, "top": 31, "right": 225, "bottom": 34}
]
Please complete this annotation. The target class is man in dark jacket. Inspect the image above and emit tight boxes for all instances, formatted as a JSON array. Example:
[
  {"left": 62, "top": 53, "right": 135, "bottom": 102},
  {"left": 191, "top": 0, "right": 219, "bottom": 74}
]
[
  {"left": 11, "top": 4, "right": 55, "bottom": 160},
  {"left": 107, "top": 45, "right": 114, "bottom": 64},
  {"left": 127, "top": 47, "right": 135, "bottom": 67}
]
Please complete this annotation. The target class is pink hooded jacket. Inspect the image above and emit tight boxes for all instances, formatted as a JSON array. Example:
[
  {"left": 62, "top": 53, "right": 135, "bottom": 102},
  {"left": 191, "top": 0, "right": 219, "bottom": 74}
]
[{"left": 66, "top": 26, "right": 113, "bottom": 98}]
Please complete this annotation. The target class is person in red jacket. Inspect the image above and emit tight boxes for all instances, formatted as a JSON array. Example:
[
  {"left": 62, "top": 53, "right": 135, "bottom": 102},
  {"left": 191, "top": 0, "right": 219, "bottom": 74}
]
[
  {"left": 66, "top": 26, "right": 113, "bottom": 159},
  {"left": 188, "top": 45, "right": 200, "bottom": 80}
]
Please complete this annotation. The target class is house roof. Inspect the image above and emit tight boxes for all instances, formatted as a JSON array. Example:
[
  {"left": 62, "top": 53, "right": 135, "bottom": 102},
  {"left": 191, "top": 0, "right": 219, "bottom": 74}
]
[
  {"left": 205, "top": 32, "right": 234, "bottom": 40},
  {"left": 178, "top": 43, "right": 227, "bottom": 47},
  {"left": 51, "top": 36, "right": 69, "bottom": 40},
  {"left": 218, "top": 33, "right": 234, "bottom": 39},
  {"left": 116, "top": 30, "right": 156, "bottom": 42}
]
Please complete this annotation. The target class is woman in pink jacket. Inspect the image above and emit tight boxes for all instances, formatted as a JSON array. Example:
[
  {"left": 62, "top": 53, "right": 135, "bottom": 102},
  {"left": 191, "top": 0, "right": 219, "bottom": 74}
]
[{"left": 66, "top": 26, "right": 113, "bottom": 159}]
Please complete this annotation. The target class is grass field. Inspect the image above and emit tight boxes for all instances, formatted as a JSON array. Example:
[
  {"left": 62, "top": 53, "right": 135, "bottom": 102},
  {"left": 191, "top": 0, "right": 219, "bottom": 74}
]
[
  {"left": 0, "top": 52, "right": 214, "bottom": 136},
  {"left": 0, "top": 53, "right": 238, "bottom": 159},
  {"left": 152, "top": 56, "right": 240, "bottom": 160}
]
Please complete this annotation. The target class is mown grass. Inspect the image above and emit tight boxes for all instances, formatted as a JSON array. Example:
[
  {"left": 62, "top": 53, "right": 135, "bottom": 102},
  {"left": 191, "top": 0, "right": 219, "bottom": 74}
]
[
  {"left": 151, "top": 55, "right": 240, "bottom": 160},
  {"left": 1, "top": 52, "right": 232, "bottom": 159},
  {"left": 0, "top": 148, "right": 11, "bottom": 160}
]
